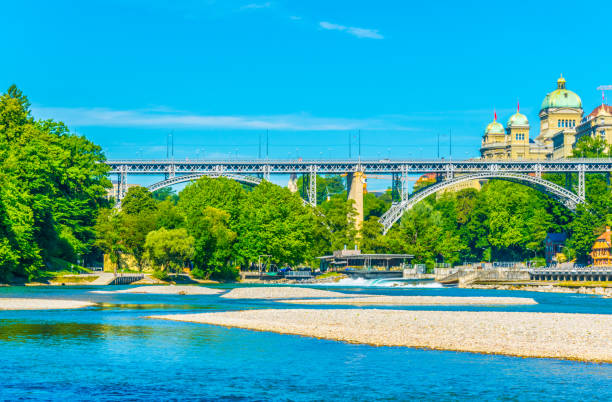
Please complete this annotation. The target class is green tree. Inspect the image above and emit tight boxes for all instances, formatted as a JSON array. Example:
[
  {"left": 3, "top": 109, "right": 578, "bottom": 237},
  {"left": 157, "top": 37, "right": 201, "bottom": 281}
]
[
  {"left": 0, "top": 86, "right": 110, "bottom": 275},
  {"left": 572, "top": 136, "right": 610, "bottom": 158},
  {"left": 178, "top": 176, "right": 246, "bottom": 229},
  {"left": 121, "top": 186, "right": 157, "bottom": 215},
  {"left": 144, "top": 228, "right": 194, "bottom": 275},
  {"left": 363, "top": 192, "right": 389, "bottom": 218},
  {"left": 235, "top": 181, "right": 318, "bottom": 266},
  {"left": 298, "top": 175, "right": 346, "bottom": 205},
  {"left": 0, "top": 174, "right": 42, "bottom": 281},
  {"left": 94, "top": 208, "right": 125, "bottom": 275},
  {"left": 187, "top": 207, "right": 237, "bottom": 279},
  {"left": 152, "top": 187, "right": 179, "bottom": 203},
  {"left": 319, "top": 194, "right": 357, "bottom": 252},
  {"left": 155, "top": 199, "right": 185, "bottom": 229}
]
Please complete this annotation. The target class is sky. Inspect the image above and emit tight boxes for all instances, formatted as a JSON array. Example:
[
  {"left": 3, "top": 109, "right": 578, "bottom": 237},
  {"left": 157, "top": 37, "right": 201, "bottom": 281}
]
[{"left": 1, "top": 0, "right": 611, "bottom": 188}]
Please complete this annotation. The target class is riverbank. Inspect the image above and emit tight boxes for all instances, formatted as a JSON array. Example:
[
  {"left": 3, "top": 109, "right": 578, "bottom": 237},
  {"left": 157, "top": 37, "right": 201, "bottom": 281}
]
[
  {"left": 152, "top": 309, "right": 612, "bottom": 363},
  {"left": 277, "top": 296, "right": 537, "bottom": 306},
  {"left": 468, "top": 283, "right": 612, "bottom": 297},
  {"left": 0, "top": 298, "right": 94, "bottom": 310},
  {"left": 221, "top": 287, "right": 357, "bottom": 299},
  {"left": 90, "top": 285, "right": 223, "bottom": 295}
]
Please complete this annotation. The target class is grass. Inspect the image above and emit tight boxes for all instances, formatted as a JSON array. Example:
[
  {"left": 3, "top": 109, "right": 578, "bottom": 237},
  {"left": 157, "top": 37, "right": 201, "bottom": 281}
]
[{"left": 49, "top": 274, "right": 98, "bottom": 284}]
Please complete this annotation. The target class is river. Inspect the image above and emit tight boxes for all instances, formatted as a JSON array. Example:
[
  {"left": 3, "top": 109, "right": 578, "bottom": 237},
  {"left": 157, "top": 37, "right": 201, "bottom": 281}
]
[{"left": 1, "top": 281, "right": 611, "bottom": 401}]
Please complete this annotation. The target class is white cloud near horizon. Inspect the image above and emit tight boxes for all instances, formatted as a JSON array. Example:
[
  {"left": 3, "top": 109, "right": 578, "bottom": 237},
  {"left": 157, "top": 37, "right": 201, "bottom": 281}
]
[
  {"left": 319, "top": 21, "right": 383, "bottom": 39},
  {"left": 31, "top": 106, "right": 417, "bottom": 131}
]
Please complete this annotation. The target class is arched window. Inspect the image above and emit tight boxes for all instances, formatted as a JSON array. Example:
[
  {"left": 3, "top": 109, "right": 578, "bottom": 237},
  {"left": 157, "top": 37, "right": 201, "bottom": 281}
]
[{"left": 558, "top": 120, "right": 561, "bottom": 128}]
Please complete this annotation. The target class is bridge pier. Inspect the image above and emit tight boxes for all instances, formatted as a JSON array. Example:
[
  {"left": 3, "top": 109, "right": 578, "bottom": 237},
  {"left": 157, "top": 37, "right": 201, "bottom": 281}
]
[
  {"left": 288, "top": 173, "right": 298, "bottom": 193},
  {"left": 347, "top": 172, "right": 365, "bottom": 232}
]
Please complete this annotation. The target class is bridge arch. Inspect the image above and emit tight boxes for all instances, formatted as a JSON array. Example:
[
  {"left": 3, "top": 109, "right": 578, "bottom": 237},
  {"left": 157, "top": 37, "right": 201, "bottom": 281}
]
[
  {"left": 146, "top": 172, "right": 262, "bottom": 192},
  {"left": 114, "top": 172, "right": 263, "bottom": 208},
  {"left": 378, "top": 172, "right": 585, "bottom": 235}
]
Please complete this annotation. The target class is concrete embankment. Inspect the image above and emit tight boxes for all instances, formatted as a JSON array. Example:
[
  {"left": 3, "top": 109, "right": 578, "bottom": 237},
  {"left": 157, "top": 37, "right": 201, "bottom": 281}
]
[
  {"left": 435, "top": 268, "right": 530, "bottom": 286},
  {"left": 151, "top": 309, "right": 612, "bottom": 363}
]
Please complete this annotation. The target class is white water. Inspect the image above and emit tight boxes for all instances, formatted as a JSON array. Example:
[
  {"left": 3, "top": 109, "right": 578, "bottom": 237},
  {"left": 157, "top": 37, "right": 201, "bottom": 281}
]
[{"left": 313, "top": 277, "right": 444, "bottom": 288}]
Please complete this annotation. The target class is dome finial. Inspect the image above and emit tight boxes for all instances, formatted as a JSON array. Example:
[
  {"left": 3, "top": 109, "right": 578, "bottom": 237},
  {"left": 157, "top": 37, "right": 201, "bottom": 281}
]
[
  {"left": 494, "top": 109, "right": 497, "bottom": 121},
  {"left": 557, "top": 74, "right": 566, "bottom": 89},
  {"left": 517, "top": 100, "right": 520, "bottom": 113}
]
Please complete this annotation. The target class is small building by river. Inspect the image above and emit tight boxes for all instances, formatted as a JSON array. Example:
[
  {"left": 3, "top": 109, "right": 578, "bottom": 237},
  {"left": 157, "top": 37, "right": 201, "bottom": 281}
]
[
  {"left": 591, "top": 226, "right": 612, "bottom": 266},
  {"left": 318, "top": 248, "right": 413, "bottom": 271}
]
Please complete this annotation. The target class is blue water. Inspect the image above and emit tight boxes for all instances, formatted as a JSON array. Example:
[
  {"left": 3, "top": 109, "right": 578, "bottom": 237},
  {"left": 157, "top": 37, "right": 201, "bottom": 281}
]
[{"left": 1, "top": 283, "right": 612, "bottom": 401}]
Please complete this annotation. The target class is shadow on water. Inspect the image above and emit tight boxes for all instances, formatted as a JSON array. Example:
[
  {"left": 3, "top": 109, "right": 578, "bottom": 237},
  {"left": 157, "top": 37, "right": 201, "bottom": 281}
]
[{"left": 0, "top": 320, "right": 155, "bottom": 343}]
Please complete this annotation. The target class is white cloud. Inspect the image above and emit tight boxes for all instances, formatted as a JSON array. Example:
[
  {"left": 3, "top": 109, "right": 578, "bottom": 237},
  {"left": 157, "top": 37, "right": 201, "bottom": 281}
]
[
  {"left": 319, "top": 21, "right": 383, "bottom": 39},
  {"left": 31, "top": 106, "right": 414, "bottom": 131},
  {"left": 240, "top": 2, "right": 271, "bottom": 10}
]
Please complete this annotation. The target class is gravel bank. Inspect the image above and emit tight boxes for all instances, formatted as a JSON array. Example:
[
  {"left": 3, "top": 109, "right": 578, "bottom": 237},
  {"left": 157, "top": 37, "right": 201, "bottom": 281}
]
[
  {"left": 152, "top": 309, "right": 612, "bottom": 363},
  {"left": 221, "top": 287, "right": 358, "bottom": 299},
  {"left": 0, "top": 298, "right": 94, "bottom": 310},
  {"left": 277, "top": 296, "right": 537, "bottom": 306},
  {"left": 470, "top": 284, "right": 612, "bottom": 297},
  {"left": 90, "top": 285, "right": 222, "bottom": 295}
]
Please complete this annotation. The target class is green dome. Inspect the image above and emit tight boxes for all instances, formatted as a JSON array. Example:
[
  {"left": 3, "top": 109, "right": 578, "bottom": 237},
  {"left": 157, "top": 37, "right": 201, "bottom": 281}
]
[
  {"left": 507, "top": 112, "right": 529, "bottom": 127},
  {"left": 540, "top": 76, "right": 582, "bottom": 110},
  {"left": 485, "top": 120, "right": 505, "bottom": 135}
]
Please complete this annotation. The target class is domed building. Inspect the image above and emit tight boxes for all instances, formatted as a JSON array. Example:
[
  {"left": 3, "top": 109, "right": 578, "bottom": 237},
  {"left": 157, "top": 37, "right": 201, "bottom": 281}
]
[
  {"left": 479, "top": 75, "right": 584, "bottom": 160},
  {"left": 480, "top": 114, "right": 507, "bottom": 158},
  {"left": 537, "top": 75, "right": 583, "bottom": 158}
]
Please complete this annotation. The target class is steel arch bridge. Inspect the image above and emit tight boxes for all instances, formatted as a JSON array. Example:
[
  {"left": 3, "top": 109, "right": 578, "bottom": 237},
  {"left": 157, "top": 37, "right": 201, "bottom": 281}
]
[
  {"left": 146, "top": 172, "right": 262, "bottom": 192},
  {"left": 107, "top": 157, "right": 612, "bottom": 232},
  {"left": 378, "top": 172, "right": 585, "bottom": 234}
]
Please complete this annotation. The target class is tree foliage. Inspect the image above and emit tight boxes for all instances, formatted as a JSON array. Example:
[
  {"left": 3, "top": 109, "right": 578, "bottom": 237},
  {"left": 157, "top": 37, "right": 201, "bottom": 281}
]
[
  {"left": 144, "top": 228, "right": 194, "bottom": 275},
  {"left": 0, "top": 86, "right": 110, "bottom": 281}
]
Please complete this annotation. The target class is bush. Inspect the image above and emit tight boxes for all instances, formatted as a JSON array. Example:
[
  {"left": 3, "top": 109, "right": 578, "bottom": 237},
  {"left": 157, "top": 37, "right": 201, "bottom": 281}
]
[
  {"left": 191, "top": 266, "right": 239, "bottom": 282},
  {"left": 152, "top": 269, "right": 170, "bottom": 281},
  {"left": 190, "top": 267, "right": 208, "bottom": 280},
  {"left": 211, "top": 266, "right": 239, "bottom": 282}
]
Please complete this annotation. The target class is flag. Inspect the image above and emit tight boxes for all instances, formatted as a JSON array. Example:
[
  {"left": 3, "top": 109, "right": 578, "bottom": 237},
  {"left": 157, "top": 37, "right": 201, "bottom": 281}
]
[{"left": 494, "top": 110, "right": 497, "bottom": 121}]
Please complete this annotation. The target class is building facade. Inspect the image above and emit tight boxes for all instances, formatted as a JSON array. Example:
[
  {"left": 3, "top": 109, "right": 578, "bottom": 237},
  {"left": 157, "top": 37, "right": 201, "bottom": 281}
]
[
  {"left": 480, "top": 76, "right": 584, "bottom": 160},
  {"left": 575, "top": 104, "right": 612, "bottom": 153},
  {"left": 544, "top": 232, "right": 567, "bottom": 264},
  {"left": 591, "top": 226, "right": 612, "bottom": 266}
]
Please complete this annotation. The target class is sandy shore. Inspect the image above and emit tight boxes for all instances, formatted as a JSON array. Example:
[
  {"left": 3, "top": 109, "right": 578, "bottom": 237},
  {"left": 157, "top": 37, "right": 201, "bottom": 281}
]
[
  {"left": 277, "top": 296, "right": 537, "bottom": 306},
  {"left": 90, "top": 285, "right": 222, "bottom": 295},
  {"left": 220, "top": 287, "right": 358, "bottom": 299},
  {"left": 0, "top": 298, "right": 94, "bottom": 310},
  {"left": 152, "top": 309, "right": 612, "bottom": 363},
  {"left": 469, "top": 284, "right": 612, "bottom": 297}
]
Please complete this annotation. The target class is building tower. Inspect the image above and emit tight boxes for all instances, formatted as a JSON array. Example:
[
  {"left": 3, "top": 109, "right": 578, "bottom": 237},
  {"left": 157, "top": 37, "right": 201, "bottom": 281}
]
[
  {"left": 480, "top": 112, "right": 506, "bottom": 159},
  {"left": 537, "top": 75, "right": 583, "bottom": 157},
  {"left": 506, "top": 103, "right": 530, "bottom": 159}
]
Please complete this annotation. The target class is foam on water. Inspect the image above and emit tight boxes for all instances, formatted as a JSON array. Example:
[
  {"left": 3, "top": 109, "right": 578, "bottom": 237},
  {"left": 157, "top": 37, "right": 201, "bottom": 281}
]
[{"left": 313, "top": 277, "right": 444, "bottom": 288}]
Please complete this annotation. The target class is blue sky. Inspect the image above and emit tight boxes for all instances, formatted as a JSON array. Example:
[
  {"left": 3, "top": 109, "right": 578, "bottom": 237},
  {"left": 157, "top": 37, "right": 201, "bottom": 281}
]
[{"left": 1, "top": 0, "right": 611, "bottom": 188}]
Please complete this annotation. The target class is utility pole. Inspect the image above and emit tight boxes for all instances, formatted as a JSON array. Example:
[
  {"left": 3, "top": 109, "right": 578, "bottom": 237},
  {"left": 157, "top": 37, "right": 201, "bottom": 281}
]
[
  {"left": 348, "top": 132, "right": 352, "bottom": 159},
  {"left": 449, "top": 129, "right": 452, "bottom": 160}
]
